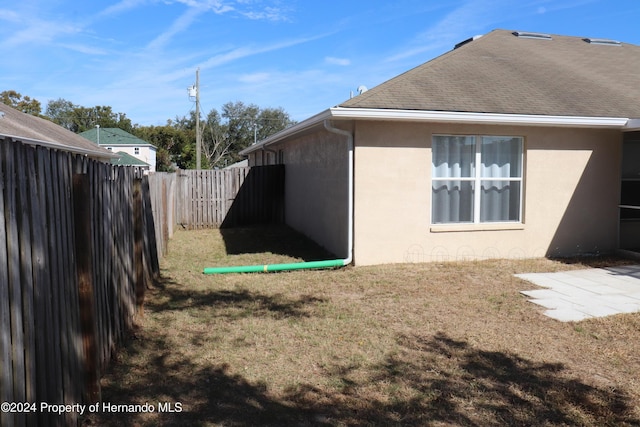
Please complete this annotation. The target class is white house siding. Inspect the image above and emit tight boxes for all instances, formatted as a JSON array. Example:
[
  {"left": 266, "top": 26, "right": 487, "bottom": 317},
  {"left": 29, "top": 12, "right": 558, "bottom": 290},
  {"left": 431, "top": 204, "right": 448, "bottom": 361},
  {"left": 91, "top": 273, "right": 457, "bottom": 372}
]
[{"left": 106, "top": 145, "right": 156, "bottom": 172}]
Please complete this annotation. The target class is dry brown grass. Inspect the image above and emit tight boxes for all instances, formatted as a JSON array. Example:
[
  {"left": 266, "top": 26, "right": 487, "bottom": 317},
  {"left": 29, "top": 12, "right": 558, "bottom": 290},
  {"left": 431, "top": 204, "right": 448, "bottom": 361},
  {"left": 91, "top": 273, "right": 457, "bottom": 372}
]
[{"left": 83, "top": 226, "right": 640, "bottom": 426}]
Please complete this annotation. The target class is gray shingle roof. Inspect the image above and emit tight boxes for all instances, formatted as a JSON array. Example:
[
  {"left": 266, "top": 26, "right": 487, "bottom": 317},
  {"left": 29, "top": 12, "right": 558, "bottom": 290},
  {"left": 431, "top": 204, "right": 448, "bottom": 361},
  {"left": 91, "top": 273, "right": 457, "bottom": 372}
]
[
  {"left": 0, "top": 103, "right": 114, "bottom": 159},
  {"left": 340, "top": 29, "right": 640, "bottom": 118}
]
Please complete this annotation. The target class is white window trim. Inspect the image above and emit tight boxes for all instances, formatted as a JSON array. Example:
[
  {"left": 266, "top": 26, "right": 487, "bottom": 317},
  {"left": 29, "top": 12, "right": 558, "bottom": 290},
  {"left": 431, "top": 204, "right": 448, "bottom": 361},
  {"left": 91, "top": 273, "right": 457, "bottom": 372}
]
[{"left": 431, "top": 134, "right": 524, "bottom": 225}]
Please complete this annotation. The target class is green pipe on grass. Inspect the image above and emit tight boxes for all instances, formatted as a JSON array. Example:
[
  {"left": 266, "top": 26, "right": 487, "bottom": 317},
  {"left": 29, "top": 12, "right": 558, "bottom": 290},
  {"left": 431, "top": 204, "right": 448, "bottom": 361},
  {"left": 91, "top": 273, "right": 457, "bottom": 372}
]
[{"left": 203, "top": 258, "right": 346, "bottom": 274}]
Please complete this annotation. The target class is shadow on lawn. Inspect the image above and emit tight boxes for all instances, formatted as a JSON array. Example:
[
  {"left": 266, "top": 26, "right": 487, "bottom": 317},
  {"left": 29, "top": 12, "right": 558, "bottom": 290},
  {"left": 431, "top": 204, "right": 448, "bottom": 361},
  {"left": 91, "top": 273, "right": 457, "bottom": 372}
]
[
  {"left": 87, "top": 325, "right": 640, "bottom": 426},
  {"left": 86, "top": 272, "right": 639, "bottom": 426},
  {"left": 219, "top": 225, "right": 336, "bottom": 261},
  {"left": 283, "top": 332, "right": 640, "bottom": 426},
  {"left": 148, "top": 274, "right": 326, "bottom": 320}
]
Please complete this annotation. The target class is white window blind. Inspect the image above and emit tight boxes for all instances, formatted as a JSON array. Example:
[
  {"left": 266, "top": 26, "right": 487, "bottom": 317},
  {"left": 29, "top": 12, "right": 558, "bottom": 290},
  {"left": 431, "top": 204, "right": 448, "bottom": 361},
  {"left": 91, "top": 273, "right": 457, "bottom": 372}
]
[{"left": 432, "top": 135, "right": 523, "bottom": 224}]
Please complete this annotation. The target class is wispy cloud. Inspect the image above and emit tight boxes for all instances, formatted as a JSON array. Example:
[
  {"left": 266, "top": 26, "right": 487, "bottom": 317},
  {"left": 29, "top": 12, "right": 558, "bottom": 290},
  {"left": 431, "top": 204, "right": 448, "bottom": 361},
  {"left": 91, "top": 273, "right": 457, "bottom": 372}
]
[
  {"left": 199, "top": 34, "right": 330, "bottom": 70},
  {"left": 385, "top": 0, "right": 564, "bottom": 63},
  {"left": 147, "top": 6, "right": 205, "bottom": 50},
  {"left": 386, "top": 0, "right": 506, "bottom": 62},
  {"left": 0, "top": 9, "right": 20, "bottom": 23},
  {"left": 325, "top": 56, "right": 351, "bottom": 66},
  {"left": 240, "top": 6, "right": 291, "bottom": 22},
  {"left": 148, "top": 1, "right": 292, "bottom": 50},
  {"left": 238, "top": 72, "right": 271, "bottom": 83},
  {"left": 58, "top": 43, "right": 109, "bottom": 55},
  {"left": 98, "top": 0, "right": 150, "bottom": 17},
  {"left": 173, "top": 0, "right": 234, "bottom": 14},
  {"left": 385, "top": 0, "right": 601, "bottom": 64},
  {"left": 167, "top": 0, "right": 289, "bottom": 20},
  {"left": 2, "top": 19, "right": 82, "bottom": 48}
]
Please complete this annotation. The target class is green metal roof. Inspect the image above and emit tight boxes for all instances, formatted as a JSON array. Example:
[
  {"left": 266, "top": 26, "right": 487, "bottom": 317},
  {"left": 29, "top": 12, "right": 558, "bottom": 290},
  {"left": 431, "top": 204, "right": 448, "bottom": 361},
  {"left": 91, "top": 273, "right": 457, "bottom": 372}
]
[
  {"left": 80, "top": 127, "right": 156, "bottom": 147},
  {"left": 110, "top": 151, "right": 150, "bottom": 167}
]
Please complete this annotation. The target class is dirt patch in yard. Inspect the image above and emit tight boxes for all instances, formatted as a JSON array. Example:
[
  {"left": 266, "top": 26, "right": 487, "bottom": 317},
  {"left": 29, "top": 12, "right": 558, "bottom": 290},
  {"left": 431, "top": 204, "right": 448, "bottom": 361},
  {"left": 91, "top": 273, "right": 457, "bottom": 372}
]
[{"left": 83, "top": 227, "right": 640, "bottom": 426}]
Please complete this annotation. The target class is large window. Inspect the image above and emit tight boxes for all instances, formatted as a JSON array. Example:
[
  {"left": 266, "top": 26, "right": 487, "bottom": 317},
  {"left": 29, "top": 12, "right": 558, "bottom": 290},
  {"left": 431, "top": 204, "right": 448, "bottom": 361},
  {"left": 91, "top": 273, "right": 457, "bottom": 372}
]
[{"left": 432, "top": 135, "right": 523, "bottom": 224}]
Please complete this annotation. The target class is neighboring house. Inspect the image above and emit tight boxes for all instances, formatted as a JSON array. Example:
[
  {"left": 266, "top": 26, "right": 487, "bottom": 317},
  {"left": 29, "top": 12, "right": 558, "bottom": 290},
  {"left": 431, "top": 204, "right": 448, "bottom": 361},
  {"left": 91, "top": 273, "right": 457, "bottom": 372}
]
[
  {"left": 241, "top": 29, "right": 640, "bottom": 266},
  {"left": 0, "top": 103, "right": 115, "bottom": 161},
  {"left": 111, "top": 151, "right": 150, "bottom": 172},
  {"left": 80, "top": 127, "right": 157, "bottom": 172},
  {"left": 224, "top": 159, "right": 248, "bottom": 169}
]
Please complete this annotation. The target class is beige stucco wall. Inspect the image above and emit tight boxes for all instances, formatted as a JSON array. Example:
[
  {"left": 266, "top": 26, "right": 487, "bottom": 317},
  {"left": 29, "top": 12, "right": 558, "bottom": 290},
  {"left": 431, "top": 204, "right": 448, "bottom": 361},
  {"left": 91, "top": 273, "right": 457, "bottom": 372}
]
[
  {"left": 267, "top": 130, "right": 350, "bottom": 258},
  {"left": 353, "top": 121, "right": 622, "bottom": 266}
]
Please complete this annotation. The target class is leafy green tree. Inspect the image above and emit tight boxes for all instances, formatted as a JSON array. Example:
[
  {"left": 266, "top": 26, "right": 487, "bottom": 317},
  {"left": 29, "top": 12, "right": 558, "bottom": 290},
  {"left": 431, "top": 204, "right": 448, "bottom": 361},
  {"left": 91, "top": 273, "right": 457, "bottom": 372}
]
[
  {"left": 257, "top": 106, "right": 296, "bottom": 141},
  {"left": 132, "top": 123, "right": 193, "bottom": 171},
  {"left": 198, "top": 101, "right": 295, "bottom": 168},
  {"left": 68, "top": 105, "right": 133, "bottom": 133},
  {"left": 42, "top": 98, "right": 133, "bottom": 133},
  {"left": 45, "top": 98, "right": 76, "bottom": 130},
  {"left": 223, "top": 101, "right": 260, "bottom": 153},
  {"left": 0, "top": 90, "right": 42, "bottom": 115}
]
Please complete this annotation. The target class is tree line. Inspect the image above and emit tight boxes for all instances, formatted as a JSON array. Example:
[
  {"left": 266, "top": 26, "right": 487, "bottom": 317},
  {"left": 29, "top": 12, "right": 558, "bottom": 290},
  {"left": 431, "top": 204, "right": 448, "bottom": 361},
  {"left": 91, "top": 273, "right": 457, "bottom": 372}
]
[{"left": 1, "top": 90, "right": 296, "bottom": 171}]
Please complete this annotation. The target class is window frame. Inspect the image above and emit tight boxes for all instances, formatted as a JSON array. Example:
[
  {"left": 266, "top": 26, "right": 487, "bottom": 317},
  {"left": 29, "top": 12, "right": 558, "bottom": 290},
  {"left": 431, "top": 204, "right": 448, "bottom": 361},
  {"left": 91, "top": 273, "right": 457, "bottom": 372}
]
[{"left": 431, "top": 134, "right": 524, "bottom": 225}]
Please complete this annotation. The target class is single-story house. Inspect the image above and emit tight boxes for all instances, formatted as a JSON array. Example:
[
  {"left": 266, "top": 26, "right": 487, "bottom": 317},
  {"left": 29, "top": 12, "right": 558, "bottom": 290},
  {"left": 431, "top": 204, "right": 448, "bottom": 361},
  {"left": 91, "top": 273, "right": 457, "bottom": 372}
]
[
  {"left": 80, "top": 127, "right": 157, "bottom": 172},
  {"left": 0, "top": 103, "right": 115, "bottom": 160},
  {"left": 240, "top": 29, "right": 640, "bottom": 266}
]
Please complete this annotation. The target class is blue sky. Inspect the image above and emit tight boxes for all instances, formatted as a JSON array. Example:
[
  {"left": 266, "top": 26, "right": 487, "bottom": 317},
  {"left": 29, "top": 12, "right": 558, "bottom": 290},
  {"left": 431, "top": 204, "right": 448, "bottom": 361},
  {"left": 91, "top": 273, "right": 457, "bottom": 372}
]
[{"left": 2, "top": 0, "right": 639, "bottom": 126}]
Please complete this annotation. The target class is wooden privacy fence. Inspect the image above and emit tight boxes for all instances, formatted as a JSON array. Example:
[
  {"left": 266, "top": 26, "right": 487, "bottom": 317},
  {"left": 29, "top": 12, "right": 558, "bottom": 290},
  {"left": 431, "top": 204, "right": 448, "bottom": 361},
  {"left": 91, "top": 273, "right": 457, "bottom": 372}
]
[
  {"left": 0, "top": 138, "right": 158, "bottom": 427},
  {"left": 149, "top": 166, "right": 284, "bottom": 241}
]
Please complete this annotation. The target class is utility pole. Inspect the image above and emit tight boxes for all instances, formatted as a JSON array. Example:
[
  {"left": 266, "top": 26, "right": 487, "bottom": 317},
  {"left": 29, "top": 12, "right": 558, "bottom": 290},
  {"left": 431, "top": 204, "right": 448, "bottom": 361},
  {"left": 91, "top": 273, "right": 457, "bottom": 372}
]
[{"left": 195, "top": 68, "right": 201, "bottom": 170}]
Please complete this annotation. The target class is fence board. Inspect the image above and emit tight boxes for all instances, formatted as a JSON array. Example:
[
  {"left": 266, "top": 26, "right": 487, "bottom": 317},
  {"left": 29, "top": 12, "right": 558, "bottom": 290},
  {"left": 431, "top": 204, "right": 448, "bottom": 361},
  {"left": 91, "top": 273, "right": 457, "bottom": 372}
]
[
  {"left": 155, "top": 166, "right": 284, "bottom": 232},
  {"left": 73, "top": 173, "right": 100, "bottom": 403},
  {"left": 15, "top": 144, "right": 37, "bottom": 427},
  {"left": 0, "top": 136, "right": 159, "bottom": 427},
  {"left": 48, "top": 148, "right": 67, "bottom": 427},
  {"left": 5, "top": 142, "right": 27, "bottom": 427},
  {"left": 0, "top": 141, "right": 14, "bottom": 426},
  {"left": 29, "top": 147, "right": 50, "bottom": 427}
]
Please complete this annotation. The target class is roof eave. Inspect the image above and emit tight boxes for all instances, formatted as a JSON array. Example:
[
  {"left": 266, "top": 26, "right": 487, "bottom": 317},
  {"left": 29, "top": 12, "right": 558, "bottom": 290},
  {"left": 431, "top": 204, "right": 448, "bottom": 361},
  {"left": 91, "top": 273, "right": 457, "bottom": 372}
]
[
  {"left": 240, "top": 109, "right": 332, "bottom": 155},
  {"left": 624, "top": 118, "right": 640, "bottom": 131},
  {"left": 0, "top": 133, "right": 118, "bottom": 160},
  {"left": 240, "top": 107, "right": 631, "bottom": 155},
  {"left": 329, "top": 107, "right": 630, "bottom": 128}
]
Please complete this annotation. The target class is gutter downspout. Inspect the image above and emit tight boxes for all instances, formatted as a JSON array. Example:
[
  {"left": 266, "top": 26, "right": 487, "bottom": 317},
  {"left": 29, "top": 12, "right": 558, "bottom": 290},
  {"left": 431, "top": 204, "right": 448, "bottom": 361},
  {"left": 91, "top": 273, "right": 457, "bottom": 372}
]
[{"left": 202, "top": 120, "right": 354, "bottom": 274}]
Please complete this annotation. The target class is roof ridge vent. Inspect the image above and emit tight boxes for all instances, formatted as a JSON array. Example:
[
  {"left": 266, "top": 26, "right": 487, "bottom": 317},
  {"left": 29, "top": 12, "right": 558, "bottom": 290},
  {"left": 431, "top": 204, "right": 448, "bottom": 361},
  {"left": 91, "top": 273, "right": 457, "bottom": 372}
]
[
  {"left": 512, "top": 31, "right": 552, "bottom": 40},
  {"left": 454, "top": 34, "right": 483, "bottom": 49},
  {"left": 583, "top": 37, "right": 621, "bottom": 46}
]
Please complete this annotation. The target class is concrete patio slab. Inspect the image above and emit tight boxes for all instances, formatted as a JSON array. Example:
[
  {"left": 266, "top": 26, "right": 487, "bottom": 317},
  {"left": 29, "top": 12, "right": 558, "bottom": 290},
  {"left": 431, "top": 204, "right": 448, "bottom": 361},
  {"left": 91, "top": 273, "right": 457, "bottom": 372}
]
[
  {"left": 516, "top": 265, "right": 640, "bottom": 322},
  {"left": 544, "top": 308, "right": 592, "bottom": 322}
]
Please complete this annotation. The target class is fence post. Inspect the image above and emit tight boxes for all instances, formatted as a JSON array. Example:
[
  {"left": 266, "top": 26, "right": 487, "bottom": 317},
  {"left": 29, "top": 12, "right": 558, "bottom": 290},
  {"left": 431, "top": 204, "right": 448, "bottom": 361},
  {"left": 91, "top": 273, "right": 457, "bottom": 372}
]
[{"left": 72, "top": 173, "right": 100, "bottom": 403}]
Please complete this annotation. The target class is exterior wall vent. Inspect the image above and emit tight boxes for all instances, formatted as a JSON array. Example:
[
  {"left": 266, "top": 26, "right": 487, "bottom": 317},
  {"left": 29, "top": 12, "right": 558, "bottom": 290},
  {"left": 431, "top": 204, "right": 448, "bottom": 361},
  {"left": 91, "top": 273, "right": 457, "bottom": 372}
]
[
  {"left": 583, "top": 37, "right": 621, "bottom": 46},
  {"left": 512, "top": 31, "right": 552, "bottom": 40},
  {"left": 454, "top": 35, "right": 483, "bottom": 49}
]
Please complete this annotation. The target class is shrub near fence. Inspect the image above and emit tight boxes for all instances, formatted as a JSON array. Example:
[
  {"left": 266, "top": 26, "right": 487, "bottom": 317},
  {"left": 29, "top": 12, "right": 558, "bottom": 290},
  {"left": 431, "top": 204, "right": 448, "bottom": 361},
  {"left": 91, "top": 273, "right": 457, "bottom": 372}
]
[{"left": 0, "top": 138, "right": 158, "bottom": 427}]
